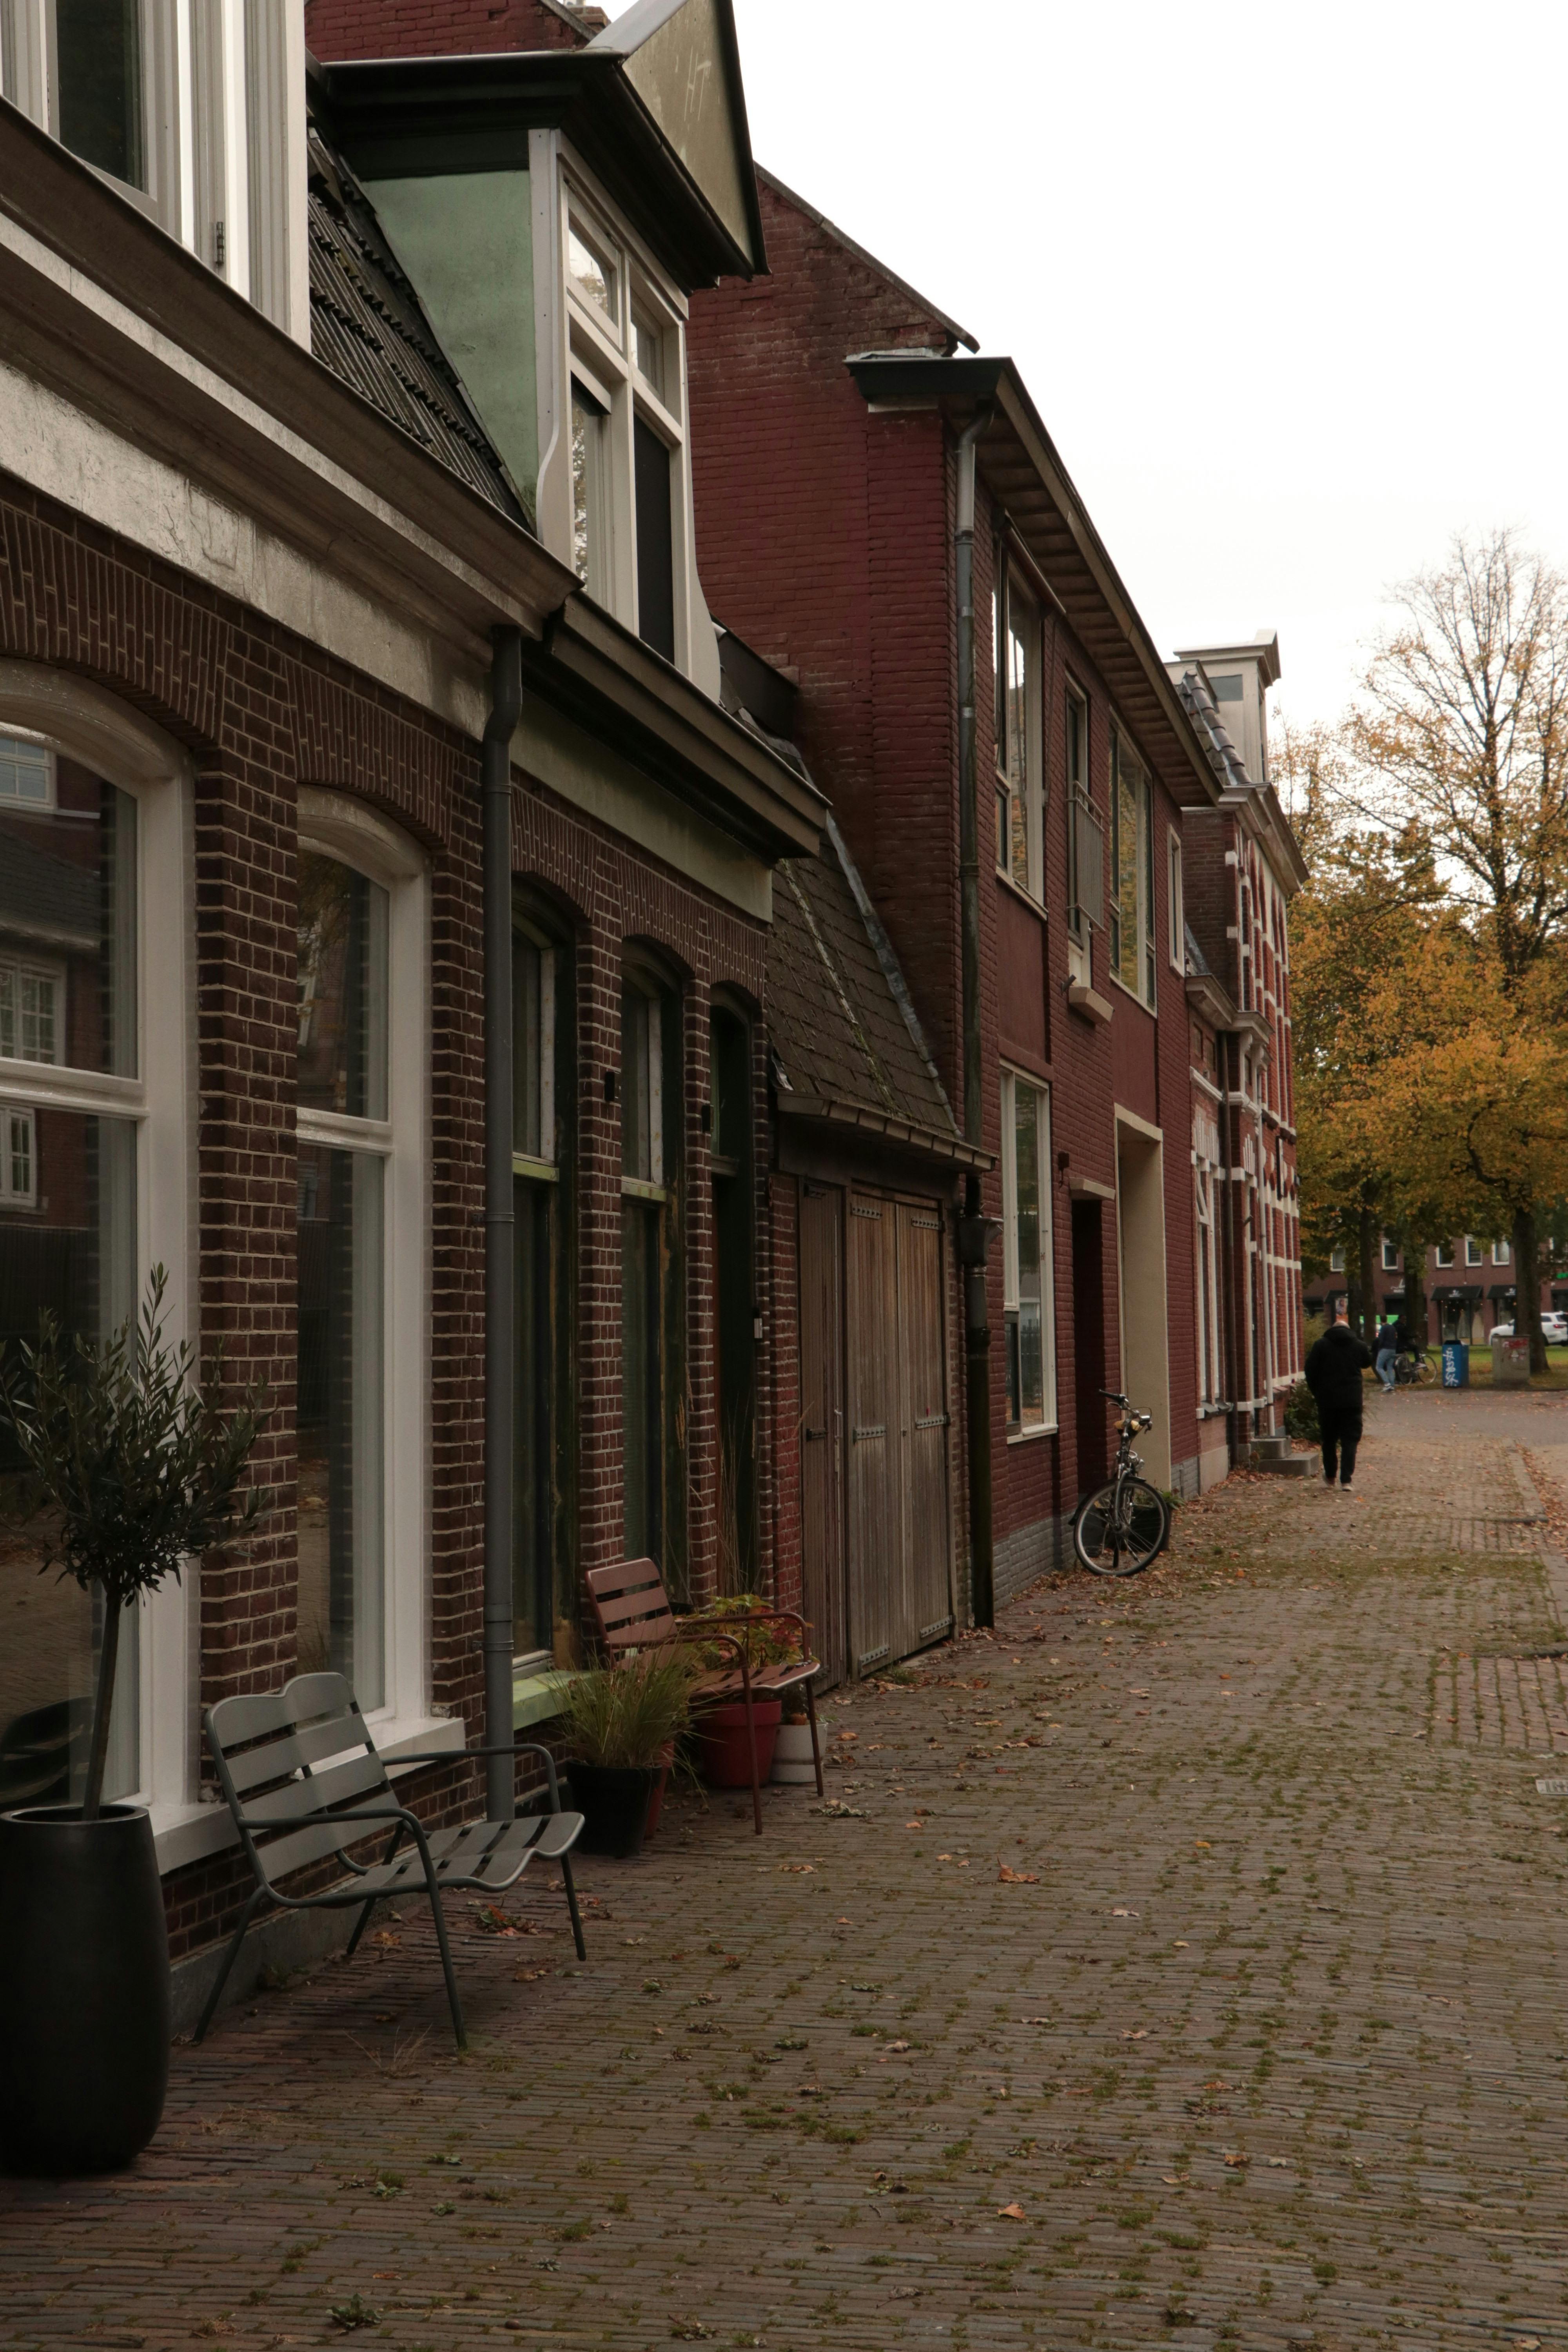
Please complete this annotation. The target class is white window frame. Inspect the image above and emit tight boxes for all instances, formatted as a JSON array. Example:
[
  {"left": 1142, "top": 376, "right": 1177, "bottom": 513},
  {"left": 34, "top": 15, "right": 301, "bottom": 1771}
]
[
  {"left": 1493, "top": 1239, "right": 1511, "bottom": 1266},
  {"left": 1167, "top": 829, "right": 1184, "bottom": 972},
  {"left": 0, "top": 1103, "right": 36, "bottom": 1205},
  {"left": 1000, "top": 1066, "right": 1056, "bottom": 1439},
  {"left": 513, "top": 913, "right": 558, "bottom": 1183},
  {"left": 297, "top": 789, "right": 429, "bottom": 1746},
  {"left": 1194, "top": 1162, "right": 1221, "bottom": 1408},
  {"left": 1382, "top": 1236, "right": 1400, "bottom": 1272},
  {"left": 543, "top": 147, "right": 697, "bottom": 673},
  {"left": 0, "top": 664, "right": 194, "bottom": 1831},
  {"left": 1329, "top": 1247, "right": 1345, "bottom": 1274},
  {"left": 620, "top": 965, "right": 667, "bottom": 1203},
  {"left": 1435, "top": 1241, "right": 1455, "bottom": 1269},
  {"left": 1465, "top": 1236, "right": 1483, "bottom": 1267},
  {"left": 0, "top": 727, "right": 56, "bottom": 809}
]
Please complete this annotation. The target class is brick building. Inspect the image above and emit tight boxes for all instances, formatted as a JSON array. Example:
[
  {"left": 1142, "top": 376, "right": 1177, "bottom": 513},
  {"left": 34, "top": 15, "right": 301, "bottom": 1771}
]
[
  {"left": 1307, "top": 1234, "right": 1560, "bottom": 1345},
  {"left": 0, "top": 0, "right": 822, "bottom": 2012},
  {"left": 686, "top": 172, "right": 1308, "bottom": 1622}
]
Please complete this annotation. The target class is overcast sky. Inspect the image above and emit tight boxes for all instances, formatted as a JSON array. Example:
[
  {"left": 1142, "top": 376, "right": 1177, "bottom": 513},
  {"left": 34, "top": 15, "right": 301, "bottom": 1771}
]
[{"left": 679, "top": 0, "right": 1568, "bottom": 730}]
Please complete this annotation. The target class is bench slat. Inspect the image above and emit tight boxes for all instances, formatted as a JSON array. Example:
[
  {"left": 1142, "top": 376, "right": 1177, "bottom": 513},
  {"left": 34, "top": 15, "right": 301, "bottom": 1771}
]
[
  {"left": 223, "top": 1711, "right": 371, "bottom": 1794},
  {"left": 235, "top": 1750, "right": 387, "bottom": 1825},
  {"left": 256, "top": 1811, "right": 398, "bottom": 1883}
]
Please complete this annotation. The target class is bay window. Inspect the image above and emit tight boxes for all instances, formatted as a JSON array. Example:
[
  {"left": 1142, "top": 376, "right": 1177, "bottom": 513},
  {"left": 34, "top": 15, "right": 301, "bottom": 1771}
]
[
  {"left": 1001, "top": 1069, "right": 1055, "bottom": 1436},
  {"left": 0, "top": 693, "right": 188, "bottom": 1815},
  {"left": 296, "top": 799, "right": 425, "bottom": 1726}
]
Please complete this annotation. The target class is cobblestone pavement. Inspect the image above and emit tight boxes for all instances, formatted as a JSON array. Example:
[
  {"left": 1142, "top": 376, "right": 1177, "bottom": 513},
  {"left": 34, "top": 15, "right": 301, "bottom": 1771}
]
[{"left": 12, "top": 1390, "right": 1568, "bottom": 2352}]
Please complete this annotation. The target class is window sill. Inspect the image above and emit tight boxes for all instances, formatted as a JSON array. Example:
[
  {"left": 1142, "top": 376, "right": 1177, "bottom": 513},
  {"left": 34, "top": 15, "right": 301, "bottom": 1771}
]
[
  {"left": 995, "top": 868, "right": 1047, "bottom": 918},
  {"left": 621, "top": 1176, "right": 669, "bottom": 1205},
  {"left": 1006, "top": 1422, "right": 1058, "bottom": 1444},
  {"left": 1105, "top": 969, "right": 1155, "bottom": 1016},
  {"left": 150, "top": 1711, "right": 468, "bottom": 1876},
  {"left": 513, "top": 1666, "right": 578, "bottom": 1731},
  {"left": 514, "top": 1152, "right": 559, "bottom": 1183},
  {"left": 1066, "top": 981, "right": 1113, "bottom": 1027}
]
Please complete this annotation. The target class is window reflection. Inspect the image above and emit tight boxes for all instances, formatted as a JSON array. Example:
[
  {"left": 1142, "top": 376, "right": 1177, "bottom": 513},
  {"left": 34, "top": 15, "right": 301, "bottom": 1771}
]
[{"left": 0, "top": 1112, "right": 138, "bottom": 1806}]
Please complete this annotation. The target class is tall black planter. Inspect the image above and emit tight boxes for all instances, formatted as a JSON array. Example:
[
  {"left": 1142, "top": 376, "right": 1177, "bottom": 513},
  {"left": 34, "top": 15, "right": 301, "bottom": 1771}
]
[
  {"left": 0, "top": 1805, "right": 169, "bottom": 2174},
  {"left": 567, "top": 1763, "right": 659, "bottom": 1858}
]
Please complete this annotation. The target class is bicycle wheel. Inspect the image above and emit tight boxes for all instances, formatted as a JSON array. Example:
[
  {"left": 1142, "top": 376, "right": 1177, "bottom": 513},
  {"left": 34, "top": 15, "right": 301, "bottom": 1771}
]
[
  {"left": 1416, "top": 1352, "right": 1437, "bottom": 1386},
  {"left": 1073, "top": 1477, "right": 1169, "bottom": 1577}
]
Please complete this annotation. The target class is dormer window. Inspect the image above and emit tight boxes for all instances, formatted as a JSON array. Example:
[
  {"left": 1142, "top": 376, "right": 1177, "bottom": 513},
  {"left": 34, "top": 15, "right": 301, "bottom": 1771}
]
[{"left": 557, "top": 171, "right": 692, "bottom": 668}]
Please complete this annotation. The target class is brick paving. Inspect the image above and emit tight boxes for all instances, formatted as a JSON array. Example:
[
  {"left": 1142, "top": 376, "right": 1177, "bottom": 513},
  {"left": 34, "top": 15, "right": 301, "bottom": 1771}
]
[{"left": 11, "top": 1390, "right": 1568, "bottom": 2350}]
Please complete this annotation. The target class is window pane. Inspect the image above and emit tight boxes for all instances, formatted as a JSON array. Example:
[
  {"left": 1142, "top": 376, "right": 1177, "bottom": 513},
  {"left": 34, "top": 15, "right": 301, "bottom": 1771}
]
[
  {"left": 1007, "top": 617, "right": 1030, "bottom": 891},
  {"left": 621, "top": 988, "right": 650, "bottom": 1181},
  {"left": 56, "top": 0, "right": 144, "bottom": 191},
  {"left": 1014, "top": 1083, "right": 1044, "bottom": 1426},
  {"left": 633, "top": 311, "right": 665, "bottom": 399},
  {"left": 1114, "top": 737, "right": 1143, "bottom": 991},
  {"left": 514, "top": 1176, "right": 552, "bottom": 1656},
  {"left": 621, "top": 1200, "right": 660, "bottom": 1564},
  {"left": 0, "top": 735, "right": 52, "bottom": 806},
  {"left": 298, "top": 853, "right": 388, "bottom": 1121},
  {"left": 0, "top": 1112, "right": 138, "bottom": 1806},
  {"left": 514, "top": 938, "right": 548, "bottom": 1160},
  {"left": 0, "top": 759, "right": 135, "bottom": 1076},
  {"left": 297, "top": 1146, "right": 385, "bottom": 1711},
  {"left": 568, "top": 221, "right": 617, "bottom": 324},
  {"left": 634, "top": 416, "right": 676, "bottom": 664},
  {"left": 570, "top": 385, "right": 606, "bottom": 594}
]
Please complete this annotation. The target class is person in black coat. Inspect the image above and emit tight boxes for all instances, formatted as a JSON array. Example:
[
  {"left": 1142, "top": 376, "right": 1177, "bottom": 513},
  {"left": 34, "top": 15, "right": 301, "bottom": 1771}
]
[{"left": 1305, "top": 1310, "right": 1374, "bottom": 1489}]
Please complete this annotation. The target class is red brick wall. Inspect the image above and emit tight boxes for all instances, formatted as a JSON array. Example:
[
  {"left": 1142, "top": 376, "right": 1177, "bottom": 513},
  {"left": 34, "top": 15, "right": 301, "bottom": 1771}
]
[
  {"left": 0, "top": 466, "right": 771, "bottom": 1958},
  {"left": 690, "top": 172, "right": 1210, "bottom": 1573},
  {"left": 305, "top": 0, "right": 593, "bottom": 59}
]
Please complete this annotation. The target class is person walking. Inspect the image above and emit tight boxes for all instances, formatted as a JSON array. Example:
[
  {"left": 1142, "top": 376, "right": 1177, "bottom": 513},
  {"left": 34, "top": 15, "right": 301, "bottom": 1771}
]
[
  {"left": 1306, "top": 1308, "right": 1374, "bottom": 1490},
  {"left": 1374, "top": 1313, "right": 1401, "bottom": 1394}
]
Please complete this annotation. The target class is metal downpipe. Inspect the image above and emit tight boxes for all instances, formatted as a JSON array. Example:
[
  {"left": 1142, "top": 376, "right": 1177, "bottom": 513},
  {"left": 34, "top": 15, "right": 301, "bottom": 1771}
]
[
  {"left": 954, "top": 406, "right": 997, "bottom": 1629},
  {"left": 483, "top": 626, "right": 524, "bottom": 1820}
]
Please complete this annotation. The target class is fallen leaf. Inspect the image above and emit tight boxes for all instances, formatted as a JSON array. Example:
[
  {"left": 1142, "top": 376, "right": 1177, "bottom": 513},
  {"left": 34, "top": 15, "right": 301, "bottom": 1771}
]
[
  {"left": 1223, "top": 2150, "right": 1249, "bottom": 2168},
  {"left": 886, "top": 2038, "right": 911, "bottom": 2053},
  {"left": 996, "top": 2202, "right": 1026, "bottom": 2221},
  {"left": 778, "top": 1862, "right": 816, "bottom": 1873},
  {"left": 998, "top": 1864, "right": 1039, "bottom": 1883},
  {"left": 1266, "top": 2156, "right": 1290, "bottom": 2168},
  {"left": 1193, "top": 1840, "right": 1211, "bottom": 1850},
  {"left": 1173, "top": 1940, "right": 1190, "bottom": 1948},
  {"left": 1119, "top": 2029, "right": 1149, "bottom": 2041},
  {"left": 1161, "top": 2175, "right": 1191, "bottom": 2186},
  {"left": 1020, "top": 2016, "right": 1052, "bottom": 2025},
  {"left": 904, "top": 1820, "right": 925, "bottom": 1830},
  {"left": 514, "top": 1967, "right": 550, "bottom": 1983},
  {"left": 1110, "top": 1907, "right": 1139, "bottom": 1918}
]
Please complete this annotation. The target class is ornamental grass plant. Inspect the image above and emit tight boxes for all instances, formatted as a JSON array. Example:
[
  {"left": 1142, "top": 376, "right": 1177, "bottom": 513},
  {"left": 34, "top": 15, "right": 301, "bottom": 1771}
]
[{"left": 561, "top": 1651, "right": 693, "bottom": 1770}]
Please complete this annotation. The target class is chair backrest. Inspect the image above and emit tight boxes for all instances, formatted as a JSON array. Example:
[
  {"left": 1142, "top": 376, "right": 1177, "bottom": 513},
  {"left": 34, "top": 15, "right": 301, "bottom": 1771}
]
[
  {"left": 204, "top": 1671, "right": 397, "bottom": 1889},
  {"left": 584, "top": 1557, "right": 680, "bottom": 1657}
]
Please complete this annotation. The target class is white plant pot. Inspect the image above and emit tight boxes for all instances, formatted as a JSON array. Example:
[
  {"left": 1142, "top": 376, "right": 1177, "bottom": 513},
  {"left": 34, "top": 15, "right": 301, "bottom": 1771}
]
[{"left": 772, "top": 1720, "right": 818, "bottom": 1784}]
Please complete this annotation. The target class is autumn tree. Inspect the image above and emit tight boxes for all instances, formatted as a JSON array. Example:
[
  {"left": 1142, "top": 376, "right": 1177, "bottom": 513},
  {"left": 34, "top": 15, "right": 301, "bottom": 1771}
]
[{"left": 1336, "top": 530, "right": 1568, "bottom": 1367}]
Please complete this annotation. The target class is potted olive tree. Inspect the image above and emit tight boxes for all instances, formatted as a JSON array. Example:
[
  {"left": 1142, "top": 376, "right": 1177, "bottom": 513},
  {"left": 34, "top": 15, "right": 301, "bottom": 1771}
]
[
  {"left": 562, "top": 1653, "right": 692, "bottom": 1857},
  {"left": 0, "top": 1272, "right": 269, "bottom": 2175}
]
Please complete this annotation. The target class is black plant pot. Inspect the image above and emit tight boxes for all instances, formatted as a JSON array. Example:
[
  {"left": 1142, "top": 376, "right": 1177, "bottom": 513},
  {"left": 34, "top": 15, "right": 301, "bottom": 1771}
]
[
  {"left": 0, "top": 1804, "right": 169, "bottom": 2174},
  {"left": 568, "top": 1763, "right": 660, "bottom": 1859}
]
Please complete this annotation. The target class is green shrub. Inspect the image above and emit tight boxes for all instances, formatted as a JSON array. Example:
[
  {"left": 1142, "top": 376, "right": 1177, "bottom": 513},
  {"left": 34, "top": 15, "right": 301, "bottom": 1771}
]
[
  {"left": 561, "top": 1652, "right": 693, "bottom": 1769},
  {"left": 1283, "top": 1379, "right": 1320, "bottom": 1445}
]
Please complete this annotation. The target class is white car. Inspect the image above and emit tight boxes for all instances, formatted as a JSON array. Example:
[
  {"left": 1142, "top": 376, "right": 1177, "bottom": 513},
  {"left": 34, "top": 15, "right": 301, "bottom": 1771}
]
[{"left": 1490, "top": 1315, "right": 1568, "bottom": 1343}]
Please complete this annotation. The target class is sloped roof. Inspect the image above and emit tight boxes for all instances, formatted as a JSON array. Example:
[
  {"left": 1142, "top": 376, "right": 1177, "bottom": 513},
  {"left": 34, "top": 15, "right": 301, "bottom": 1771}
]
[
  {"left": 306, "top": 125, "right": 525, "bottom": 521},
  {"left": 769, "top": 817, "right": 985, "bottom": 1166},
  {"left": 1173, "top": 668, "right": 1252, "bottom": 799}
]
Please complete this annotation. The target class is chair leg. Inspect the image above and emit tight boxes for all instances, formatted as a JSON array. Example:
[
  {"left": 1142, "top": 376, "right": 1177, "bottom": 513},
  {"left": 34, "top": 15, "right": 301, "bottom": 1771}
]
[
  {"left": 745, "top": 1683, "right": 763, "bottom": 1836},
  {"left": 427, "top": 1888, "right": 467, "bottom": 2052},
  {"left": 345, "top": 1896, "right": 381, "bottom": 1959},
  {"left": 194, "top": 1886, "right": 265, "bottom": 2045},
  {"left": 560, "top": 1849, "right": 587, "bottom": 1961},
  {"left": 805, "top": 1678, "right": 825, "bottom": 1797}
]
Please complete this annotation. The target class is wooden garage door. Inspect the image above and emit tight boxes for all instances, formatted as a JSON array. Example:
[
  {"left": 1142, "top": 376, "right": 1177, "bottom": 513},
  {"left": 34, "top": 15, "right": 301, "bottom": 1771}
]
[
  {"left": 898, "top": 1203, "right": 953, "bottom": 1656},
  {"left": 846, "top": 1194, "right": 899, "bottom": 1676},
  {"left": 798, "top": 1183, "right": 846, "bottom": 1686}
]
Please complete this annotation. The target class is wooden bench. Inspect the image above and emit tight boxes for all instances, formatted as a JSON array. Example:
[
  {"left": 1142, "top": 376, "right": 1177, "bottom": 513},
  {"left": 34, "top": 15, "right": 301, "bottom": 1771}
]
[
  {"left": 585, "top": 1559, "right": 824, "bottom": 1835},
  {"left": 197, "top": 1671, "right": 586, "bottom": 2050}
]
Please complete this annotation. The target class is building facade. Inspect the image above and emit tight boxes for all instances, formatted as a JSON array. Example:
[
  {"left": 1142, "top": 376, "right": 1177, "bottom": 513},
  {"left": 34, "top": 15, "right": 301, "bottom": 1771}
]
[{"left": 686, "top": 172, "right": 1306, "bottom": 1631}]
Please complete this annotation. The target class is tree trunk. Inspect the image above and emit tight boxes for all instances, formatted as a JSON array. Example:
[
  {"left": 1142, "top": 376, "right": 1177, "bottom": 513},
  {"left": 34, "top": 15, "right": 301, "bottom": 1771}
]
[
  {"left": 1404, "top": 1234, "right": 1428, "bottom": 1364},
  {"left": 1515, "top": 1204, "right": 1545, "bottom": 1376},
  {"left": 82, "top": 1592, "right": 121, "bottom": 1823},
  {"left": 1355, "top": 1205, "right": 1378, "bottom": 1342}
]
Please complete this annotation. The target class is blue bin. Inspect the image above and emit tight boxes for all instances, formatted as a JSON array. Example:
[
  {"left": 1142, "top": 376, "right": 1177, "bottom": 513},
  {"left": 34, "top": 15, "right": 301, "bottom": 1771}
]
[{"left": 1441, "top": 1341, "right": 1469, "bottom": 1388}]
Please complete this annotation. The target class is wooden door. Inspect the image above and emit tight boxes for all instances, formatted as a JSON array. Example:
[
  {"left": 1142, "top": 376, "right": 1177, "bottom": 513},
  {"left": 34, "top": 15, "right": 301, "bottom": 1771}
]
[
  {"left": 798, "top": 1183, "right": 846, "bottom": 1685},
  {"left": 1071, "top": 1199, "right": 1109, "bottom": 1495},
  {"left": 898, "top": 1203, "right": 953, "bottom": 1654},
  {"left": 846, "top": 1192, "right": 899, "bottom": 1676}
]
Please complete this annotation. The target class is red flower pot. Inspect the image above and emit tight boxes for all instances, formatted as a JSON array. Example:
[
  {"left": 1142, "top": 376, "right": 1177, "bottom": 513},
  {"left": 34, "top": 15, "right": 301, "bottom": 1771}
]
[{"left": 696, "top": 1699, "right": 781, "bottom": 1789}]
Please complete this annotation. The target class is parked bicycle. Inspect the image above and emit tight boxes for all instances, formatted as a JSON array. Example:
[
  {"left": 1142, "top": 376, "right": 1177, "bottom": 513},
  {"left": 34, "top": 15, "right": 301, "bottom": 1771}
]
[
  {"left": 1073, "top": 1391, "right": 1172, "bottom": 1577},
  {"left": 1392, "top": 1348, "right": 1437, "bottom": 1387}
]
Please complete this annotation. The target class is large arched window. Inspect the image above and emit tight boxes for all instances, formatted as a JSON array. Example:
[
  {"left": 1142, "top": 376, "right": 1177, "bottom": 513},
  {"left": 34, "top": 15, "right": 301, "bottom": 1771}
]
[
  {"left": 296, "top": 793, "right": 426, "bottom": 1725},
  {"left": 513, "top": 897, "right": 575, "bottom": 1664},
  {"left": 0, "top": 670, "right": 191, "bottom": 1813}
]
